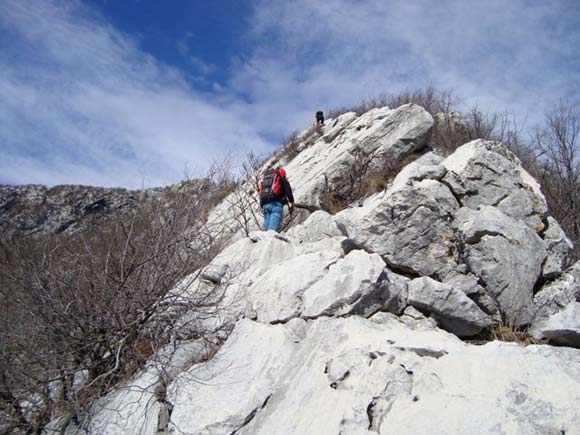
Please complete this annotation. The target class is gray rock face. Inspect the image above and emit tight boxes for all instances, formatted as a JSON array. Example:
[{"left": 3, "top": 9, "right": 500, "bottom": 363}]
[
  {"left": 301, "top": 250, "right": 386, "bottom": 318},
  {"left": 443, "top": 139, "right": 547, "bottom": 231},
  {"left": 408, "top": 276, "right": 491, "bottom": 336},
  {"left": 350, "top": 178, "right": 460, "bottom": 278},
  {"left": 0, "top": 184, "right": 141, "bottom": 238},
  {"left": 455, "top": 206, "right": 547, "bottom": 325},
  {"left": 529, "top": 302, "right": 580, "bottom": 348},
  {"left": 169, "top": 319, "right": 296, "bottom": 435},
  {"left": 0, "top": 180, "right": 218, "bottom": 239},
  {"left": 533, "top": 261, "right": 580, "bottom": 322},
  {"left": 542, "top": 216, "right": 574, "bottom": 278},
  {"left": 40, "top": 105, "right": 580, "bottom": 435},
  {"left": 285, "top": 210, "right": 345, "bottom": 243}
]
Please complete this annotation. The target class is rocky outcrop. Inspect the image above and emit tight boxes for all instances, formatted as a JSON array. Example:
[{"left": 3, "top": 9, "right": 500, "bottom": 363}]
[
  {"left": 44, "top": 105, "right": 580, "bottom": 435},
  {"left": 407, "top": 276, "right": 491, "bottom": 336},
  {"left": 442, "top": 139, "right": 547, "bottom": 231},
  {"left": 202, "top": 103, "right": 435, "bottom": 244},
  {"left": 529, "top": 302, "right": 580, "bottom": 347},
  {"left": 0, "top": 184, "right": 142, "bottom": 238},
  {"left": 533, "top": 262, "right": 580, "bottom": 323},
  {"left": 455, "top": 206, "right": 547, "bottom": 325}
]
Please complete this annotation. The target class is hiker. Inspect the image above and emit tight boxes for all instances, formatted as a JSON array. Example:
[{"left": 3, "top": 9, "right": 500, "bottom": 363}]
[
  {"left": 315, "top": 110, "right": 325, "bottom": 125},
  {"left": 259, "top": 167, "right": 295, "bottom": 232}
]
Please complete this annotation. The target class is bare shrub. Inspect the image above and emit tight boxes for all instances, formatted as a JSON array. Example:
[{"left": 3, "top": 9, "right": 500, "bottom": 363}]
[
  {"left": 320, "top": 143, "right": 421, "bottom": 214},
  {"left": 533, "top": 101, "right": 580, "bottom": 259},
  {"left": 0, "top": 186, "right": 227, "bottom": 434},
  {"left": 280, "top": 130, "right": 301, "bottom": 161},
  {"left": 327, "top": 87, "right": 455, "bottom": 119}
]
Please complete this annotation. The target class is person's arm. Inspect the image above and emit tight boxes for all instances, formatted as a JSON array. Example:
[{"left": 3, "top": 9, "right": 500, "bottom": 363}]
[{"left": 282, "top": 177, "right": 295, "bottom": 206}]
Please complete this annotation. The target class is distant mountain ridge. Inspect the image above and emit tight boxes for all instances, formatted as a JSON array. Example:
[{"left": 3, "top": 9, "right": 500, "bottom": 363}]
[{"left": 0, "top": 184, "right": 148, "bottom": 239}]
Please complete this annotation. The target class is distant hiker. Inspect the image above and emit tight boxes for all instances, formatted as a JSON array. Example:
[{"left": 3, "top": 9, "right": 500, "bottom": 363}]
[
  {"left": 315, "top": 110, "right": 325, "bottom": 125},
  {"left": 259, "top": 167, "right": 295, "bottom": 232}
]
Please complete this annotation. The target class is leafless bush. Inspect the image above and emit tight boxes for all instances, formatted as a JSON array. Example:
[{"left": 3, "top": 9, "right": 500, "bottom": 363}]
[
  {"left": 327, "top": 87, "right": 455, "bottom": 119},
  {"left": 533, "top": 101, "right": 580, "bottom": 259},
  {"left": 0, "top": 185, "right": 227, "bottom": 434},
  {"left": 280, "top": 130, "right": 301, "bottom": 161},
  {"left": 320, "top": 144, "right": 420, "bottom": 214}
]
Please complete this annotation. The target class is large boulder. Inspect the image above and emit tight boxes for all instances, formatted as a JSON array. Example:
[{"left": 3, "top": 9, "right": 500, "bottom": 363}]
[
  {"left": 348, "top": 178, "right": 459, "bottom": 278},
  {"left": 168, "top": 320, "right": 296, "bottom": 435},
  {"left": 407, "top": 276, "right": 491, "bottom": 336},
  {"left": 285, "top": 210, "right": 345, "bottom": 243},
  {"left": 301, "top": 250, "right": 387, "bottom": 318},
  {"left": 455, "top": 206, "right": 547, "bottom": 325},
  {"left": 542, "top": 216, "right": 574, "bottom": 278},
  {"left": 442, "top": 139, "right": 547, "bottom": 231},
  {"left": 533, "top": 261, "right": 580, "bottom": 323},
  {"left": 248, "top": 248, "right": 343, "bottom": 323},
  {"left": 529, "top": 302, "right": 580, "bottom": 348}
]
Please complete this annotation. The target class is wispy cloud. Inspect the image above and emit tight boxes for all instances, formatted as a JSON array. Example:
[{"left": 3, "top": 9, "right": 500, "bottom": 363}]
[
  {"left": 235, "top": 0, "right": 580, "bottom": 128},
  {"left": 1, "top": 0, "right": 579, "bottom": 187},
  {"left": 0, "top": 0, "right": 269, "bottom": 187}
]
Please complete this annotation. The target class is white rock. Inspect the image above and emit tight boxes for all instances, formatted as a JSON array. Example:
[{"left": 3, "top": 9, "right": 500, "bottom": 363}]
[
  {"left": 455, "top": 206, "right": 547, "bottom": 325},
  {"left": 168, "top": 319, "right": 296, "bottom": 435},
  {"left": 235, "top": 316, "right": 463, "bottom": 435},
  {"left": 285, "top": 210, "right": 345, "bottom": 243},
  {"left": 301, "top": 250, "right": 386, "bottom": 318},
  {"left": 443, "top": 139, "right": 547, "bottom": 231},
  {"left": 408, "top": 276, "right": 491, "bottom": 336},
  {"left": 542, "top": 216, "right": 574, "bottom": 278},
  {"left": 378, "top": 342, "right": 580, "bottom": 435},
  {"left": 529, "top": 302, "right": 580, "bottom": 348}
]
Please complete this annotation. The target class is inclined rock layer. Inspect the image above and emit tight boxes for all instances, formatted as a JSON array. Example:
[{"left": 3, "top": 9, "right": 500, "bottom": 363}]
[{"left": 46, "top": 105, "right": 580, "bottom": 435}]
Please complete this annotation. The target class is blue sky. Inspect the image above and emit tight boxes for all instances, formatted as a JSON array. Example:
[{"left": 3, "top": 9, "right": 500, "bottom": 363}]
[{"left": 1, "top": 0, "right": 579, "bottom": 188}]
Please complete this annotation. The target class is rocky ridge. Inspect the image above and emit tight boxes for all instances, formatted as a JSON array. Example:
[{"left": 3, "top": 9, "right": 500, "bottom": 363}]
[
  {"left": 0, "top": 180, "right": 216, "bottom": 239},
  {"left": 47, "top": 104, "right": 580, "bottom": 435},
  {"left": 0, "top": 184, "right": 144, "bottom": 238}
]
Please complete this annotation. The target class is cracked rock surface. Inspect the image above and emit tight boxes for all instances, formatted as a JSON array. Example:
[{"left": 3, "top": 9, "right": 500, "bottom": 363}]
[{"left": 46, "top": 106, "right": 580, "bottom": 435}]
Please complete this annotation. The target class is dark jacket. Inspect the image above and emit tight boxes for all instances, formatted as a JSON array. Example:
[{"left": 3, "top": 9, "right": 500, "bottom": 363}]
[{"left": 260, "top": 176, "right": 294, "bottom": 207}]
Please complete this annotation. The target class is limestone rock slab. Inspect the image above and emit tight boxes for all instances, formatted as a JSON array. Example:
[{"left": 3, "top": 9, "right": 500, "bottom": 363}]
[
  {"left": 455, "top": 206, "right": 547, "bottom": 325},
  {"left": 530, "top": 302, "right": 580, "bottom": 348},
  {"left": 349, "top": 178, "right": 460, "bottom": 278},
  {"left": 408, "top": 276, "right": 491, "bottom": 336},
  {"left": 443, "top": 139, "right": 547, "bottom": 230}
]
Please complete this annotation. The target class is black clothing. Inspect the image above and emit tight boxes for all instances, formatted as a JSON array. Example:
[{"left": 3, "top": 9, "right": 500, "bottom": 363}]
[
  {"left": 316, "top": 111, "right": 325, "bottom": 125},
  {"left": 260, "top": 176, "right": 294, "bottom": 207}
]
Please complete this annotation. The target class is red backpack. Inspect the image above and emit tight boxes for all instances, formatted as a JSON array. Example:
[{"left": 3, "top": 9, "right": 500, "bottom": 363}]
[{"left": 259, "top": 168, "right": 284, "bottom": 202}]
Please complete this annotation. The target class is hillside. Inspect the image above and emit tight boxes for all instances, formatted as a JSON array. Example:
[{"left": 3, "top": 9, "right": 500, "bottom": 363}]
[
  {"left": 3, "top": 103, "right": 580, "bottom": 435},
  {"left": 0, "top": 179, "right": 218, "bottom": 239}
]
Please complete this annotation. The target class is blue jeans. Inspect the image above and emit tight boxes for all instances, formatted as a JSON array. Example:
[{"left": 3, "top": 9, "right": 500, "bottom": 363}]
[{"left": 263, "top": 202, "right": 284, "bottom": 232}]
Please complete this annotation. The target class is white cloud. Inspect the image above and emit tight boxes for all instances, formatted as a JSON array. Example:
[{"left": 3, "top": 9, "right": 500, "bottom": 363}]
[
  {"left": 0, "top": 0, "right": 579, "bottom": 187},
  {"left": 0, "top": 0, "right": 270, "bottom": 187},
  {"left": 234, "top": 0, "right": 580, "bottom": 131}
]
